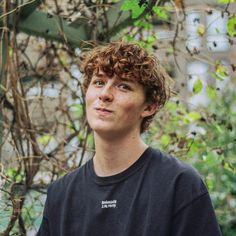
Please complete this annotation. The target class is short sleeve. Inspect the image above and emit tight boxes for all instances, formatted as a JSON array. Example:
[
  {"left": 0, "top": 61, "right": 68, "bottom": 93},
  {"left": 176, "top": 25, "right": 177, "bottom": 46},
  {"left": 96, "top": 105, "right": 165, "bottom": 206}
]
[{"left": 171, "top": 167, "right": 222, "bottom": 236}]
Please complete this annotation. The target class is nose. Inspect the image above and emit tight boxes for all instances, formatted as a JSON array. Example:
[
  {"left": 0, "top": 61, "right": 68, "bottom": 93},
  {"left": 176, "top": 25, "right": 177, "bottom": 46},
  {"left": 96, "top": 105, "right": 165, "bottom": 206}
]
[{"left": 99, "top": 84, "right": 114, "bottom": 102}]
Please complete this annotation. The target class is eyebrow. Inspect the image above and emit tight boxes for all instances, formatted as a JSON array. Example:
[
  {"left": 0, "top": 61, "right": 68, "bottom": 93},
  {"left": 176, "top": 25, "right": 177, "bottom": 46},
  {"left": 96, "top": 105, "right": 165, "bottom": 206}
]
[
  {"left": 93, "top": 71, "right": 137, "bottom": 86},
  {"left": 119, "top": 77, "right": 137, "bottom": 84}
]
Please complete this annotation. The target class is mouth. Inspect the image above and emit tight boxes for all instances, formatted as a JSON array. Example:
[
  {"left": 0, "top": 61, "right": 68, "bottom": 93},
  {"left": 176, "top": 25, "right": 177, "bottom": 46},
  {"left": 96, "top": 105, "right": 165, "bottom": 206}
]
[{"left": 95, "top": 107, "right": 113, "bottom": 113}]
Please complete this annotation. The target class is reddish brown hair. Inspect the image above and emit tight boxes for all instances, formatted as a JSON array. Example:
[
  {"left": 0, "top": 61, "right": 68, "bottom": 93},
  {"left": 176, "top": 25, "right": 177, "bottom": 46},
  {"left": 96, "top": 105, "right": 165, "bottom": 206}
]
[{"left": 82, "top": 41, "right": 172, "bottom": 132}]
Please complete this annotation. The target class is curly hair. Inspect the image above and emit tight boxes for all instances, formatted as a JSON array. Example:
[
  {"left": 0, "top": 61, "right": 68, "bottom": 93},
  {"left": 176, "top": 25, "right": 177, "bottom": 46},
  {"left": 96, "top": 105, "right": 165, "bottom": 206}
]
[{"left": 82, "top": 41, "right": 173, "bottom": 133}]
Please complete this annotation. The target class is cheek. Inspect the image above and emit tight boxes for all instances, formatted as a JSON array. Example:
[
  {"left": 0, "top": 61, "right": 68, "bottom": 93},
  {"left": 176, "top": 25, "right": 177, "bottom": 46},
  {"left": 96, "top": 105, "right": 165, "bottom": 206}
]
[
  {"left": 85, "top": 94, "right": 95, "bottom": 127},
  {"left": 85, "top": 88, "right": 96, "bottom": 106},
  {"left": 121, "top": 99, "right": 144, "bottom": 119},
  {"left": 85, "top": 91, "right": 95, "bottom": 118}
]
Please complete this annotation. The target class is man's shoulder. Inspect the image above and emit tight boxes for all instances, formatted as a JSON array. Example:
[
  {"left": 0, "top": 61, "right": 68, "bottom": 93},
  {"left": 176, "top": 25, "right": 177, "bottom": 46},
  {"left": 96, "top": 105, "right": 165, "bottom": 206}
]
[
  {"left": 149, "top": 147, "right": 194, "bottom": 170},
  {"left": 149, "top": 147, "right": 206, "bottom": 189},
  {"left": 148, "top": 148, "right": 208, "bottom": 213}
]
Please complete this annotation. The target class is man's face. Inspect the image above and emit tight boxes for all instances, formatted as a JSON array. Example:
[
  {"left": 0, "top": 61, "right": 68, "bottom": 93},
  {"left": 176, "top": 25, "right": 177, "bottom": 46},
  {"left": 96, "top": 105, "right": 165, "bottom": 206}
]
[{"left": 85, "top": 69, "right": 155, "bottom": 138}]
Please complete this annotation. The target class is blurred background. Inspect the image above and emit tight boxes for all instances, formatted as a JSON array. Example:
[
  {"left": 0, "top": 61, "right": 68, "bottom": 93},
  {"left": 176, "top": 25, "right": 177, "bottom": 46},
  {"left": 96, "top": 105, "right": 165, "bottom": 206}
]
[{"left": 0, "top": 0, "right": 236, "bottom": 235}]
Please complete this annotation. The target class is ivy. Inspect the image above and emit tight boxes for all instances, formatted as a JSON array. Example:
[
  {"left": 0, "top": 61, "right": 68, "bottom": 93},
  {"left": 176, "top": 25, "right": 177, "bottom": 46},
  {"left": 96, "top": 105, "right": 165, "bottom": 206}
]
[
  {"left": 193, "top": 78, "right": 203, "bottom": 94},
  {"left": 218, "top": 0, "right": 236, "bottom": 4},
  {"left": 134, "top": 19, "right": 153, "bottom": 29},
  {"left": 121, "top": 0, "right": 146, "bottom": 18},
  {"left": 37, "top": 134, "right": 54, "bottom": 144},
  {"left": 71, "top": 103, "right": 84, "bottom": 118},
  {"left": 160, "top": 134, "right": 171, "bottom": 146},
  {"left": 184, "top": 111, "right": 202, "bottom": 122},
  {"left": 206, "top": 85, "right": 217, "bottom": 99},
  {"left": 152, "top": 6, "right": 169, "bottom": 20},
  {"left": 197, "top": 24, "right": 205, "bottom": 37},
  {"left": 227, "top": 15, "right": 236, "bottom": 37}
]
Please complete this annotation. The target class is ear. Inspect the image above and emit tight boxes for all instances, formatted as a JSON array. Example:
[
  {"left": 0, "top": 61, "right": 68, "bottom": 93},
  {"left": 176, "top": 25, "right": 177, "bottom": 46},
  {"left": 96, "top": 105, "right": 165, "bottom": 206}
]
[{"left": 141, "top": 103, "right": 157, "bottom": 118}]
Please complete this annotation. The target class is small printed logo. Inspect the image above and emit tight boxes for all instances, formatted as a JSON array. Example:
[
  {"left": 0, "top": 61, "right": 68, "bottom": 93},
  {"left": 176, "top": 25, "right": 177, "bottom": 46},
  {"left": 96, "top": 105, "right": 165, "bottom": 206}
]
[{"left": 101, "top": 200, "right": 117, "bottom": 209}]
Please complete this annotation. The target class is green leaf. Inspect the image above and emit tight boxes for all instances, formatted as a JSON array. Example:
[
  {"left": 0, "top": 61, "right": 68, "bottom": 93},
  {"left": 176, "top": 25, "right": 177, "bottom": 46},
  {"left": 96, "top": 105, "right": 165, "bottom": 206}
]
[
  {"left": 210, "top": 61, "right": 229, "bottom": 81},
  {"left": 147, "top": 35, "right": 156, "bottom": 44},
  {"left": 134, "top": 20, "right": 153, "bottom": 29},
  {"left": 215, "top": 27, "right": 220, "bottom": 34},
  {"left": 227, "top": 15, "right": 236, "bottom": 37},
  {"left": 87, "top": 133, "right": 94, "bottom": 148},
  {"left": 120, "top": 0, "right": 132, "bottom": 11},
  {"left": 206, "top": 176, "right": 214, "bottom": 190},
  {"left": 197, "top": 24, "right": 205, "bottom": 36},
  {"left": 215, "top": 61, "right": 229, "bottom": 77},
  {"left": 218, "top": 0, "right": 236, "bottom": 4},
  {"left": 166, "top": 47, "right": 174, "bottom": 54},
  {"left": 125, "top": 35, "right": 135, "bottom": 42},
  {"left": 165, "top": 101, "right": 177, "bottom": 110},
  {"left": 185, "top": 111, "right": 201, "bottom": 122},
  {"left": 202, "top": 152, "right": 220, "bottom": 167},
  {"left": 72, "top": 103, "right": 84, "bottom": 118},
  {"left": 221, "top": 159, "right": 236, "bottom": 173},
  {"left": 193, "top": 79, "right": 203, "bottom": 94},
  {"left": 6, "top": 167, "right": 23, "bottom": 182},
  {"left": 215, "top": 124, "right": 223, "bottom": 134},
  {"left": 153, "top": 6, "right": 169, "bottom": 20},
  {"left": 209, "top": 72, "right": 224, "bottom": 81},
  {"left": 121, "top": 0, "right": 145, "bottom": 19},
  {"left": 38, "top": 135, "right": 54, "bottom": 144},
  {"left": 59, "top": 55, "right": 67, "bottom": 66},
  {"left": 160, "top": 134, "right": 171, "bottom": 146},
  {"left": 206, "top": 85, "right": 217, "bottom": 99},
  {"left": 9, "top": 47, "right": 13, "bottom": 57}
]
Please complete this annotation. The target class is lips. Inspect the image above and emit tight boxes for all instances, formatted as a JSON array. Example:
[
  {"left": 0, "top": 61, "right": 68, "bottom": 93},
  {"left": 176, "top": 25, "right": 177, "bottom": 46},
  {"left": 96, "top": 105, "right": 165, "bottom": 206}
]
[{"left": 95, "top": 107, "right": 113, "bottom": 114}]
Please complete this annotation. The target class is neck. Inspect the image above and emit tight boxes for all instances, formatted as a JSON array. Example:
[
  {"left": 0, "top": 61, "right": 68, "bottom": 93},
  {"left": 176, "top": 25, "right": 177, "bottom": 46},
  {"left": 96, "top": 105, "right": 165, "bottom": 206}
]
[{"left": 93, "top": 131, "right": 148, "bottom": 177}]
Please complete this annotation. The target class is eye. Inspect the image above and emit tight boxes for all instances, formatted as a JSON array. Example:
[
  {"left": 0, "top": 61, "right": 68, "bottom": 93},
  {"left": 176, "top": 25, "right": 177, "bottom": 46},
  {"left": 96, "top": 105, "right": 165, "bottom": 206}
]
[
  {"left": 118, "top": 83, "right": 132, "bottom": 91},
  {"left": 93, "top": 79, "right": 105, "bottom": 87}
]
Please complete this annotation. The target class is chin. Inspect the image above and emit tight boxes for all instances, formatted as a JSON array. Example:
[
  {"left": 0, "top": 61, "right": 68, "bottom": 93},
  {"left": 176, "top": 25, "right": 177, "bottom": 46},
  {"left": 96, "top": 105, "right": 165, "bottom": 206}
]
[
  {"left": 90, "top": 123, "right": 119, "bottom": 135},
  {"left": 93, "top": 126, "right": 114, "bottom": 134}
]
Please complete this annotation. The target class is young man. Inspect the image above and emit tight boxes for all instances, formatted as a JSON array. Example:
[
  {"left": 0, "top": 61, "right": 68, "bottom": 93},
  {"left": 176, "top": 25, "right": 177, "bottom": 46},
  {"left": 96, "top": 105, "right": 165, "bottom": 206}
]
[{"left": 37, "top": 42, "right": 221, "bottom": 235}]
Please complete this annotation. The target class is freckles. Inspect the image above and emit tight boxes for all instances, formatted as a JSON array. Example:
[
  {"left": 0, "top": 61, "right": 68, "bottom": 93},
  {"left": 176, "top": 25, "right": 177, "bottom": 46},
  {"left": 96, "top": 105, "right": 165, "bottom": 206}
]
[
  {"left": 86, "top": 89, "right": 97, "bottom": 104},
  {"left": 122, "top": 102, "right": 136, "bottom": 115},
  {"left": 122, "top": 101, "right": 142, "bottom": 119},
  {"left": 123, "top": 100, "right": 134, "bottom": 109}
]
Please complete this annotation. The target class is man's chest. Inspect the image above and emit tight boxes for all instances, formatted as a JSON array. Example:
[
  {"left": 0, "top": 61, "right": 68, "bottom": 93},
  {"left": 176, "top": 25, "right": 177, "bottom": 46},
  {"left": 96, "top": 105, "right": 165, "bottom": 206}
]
[{"left": 55, "top": 178, "right": 173, "bottom": 236}]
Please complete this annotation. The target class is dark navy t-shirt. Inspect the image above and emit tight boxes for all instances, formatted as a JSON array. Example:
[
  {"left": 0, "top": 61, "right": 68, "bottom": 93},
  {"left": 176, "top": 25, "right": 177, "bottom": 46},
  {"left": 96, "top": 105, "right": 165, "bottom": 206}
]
[{"left": 37, "top": 147, "right": 221, "bottom": 236}]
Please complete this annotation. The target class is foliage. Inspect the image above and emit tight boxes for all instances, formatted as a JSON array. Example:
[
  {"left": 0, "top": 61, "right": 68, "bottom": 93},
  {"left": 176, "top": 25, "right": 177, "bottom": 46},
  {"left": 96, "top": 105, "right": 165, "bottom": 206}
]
[
  {"left": 193, "top": 79, "right": 203, "bottom": 94},
  {"left": 121, "top": 0, "right": 146, "bottom": 18},
  {"left": 146, "top": 80, "right": 236, "bottom": 235},
  {"left": 227, "top": 15, "right": 236, "bottom": 37},
  {"left": 218, "top": 0, "right": 236, "bottom": 4}
]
